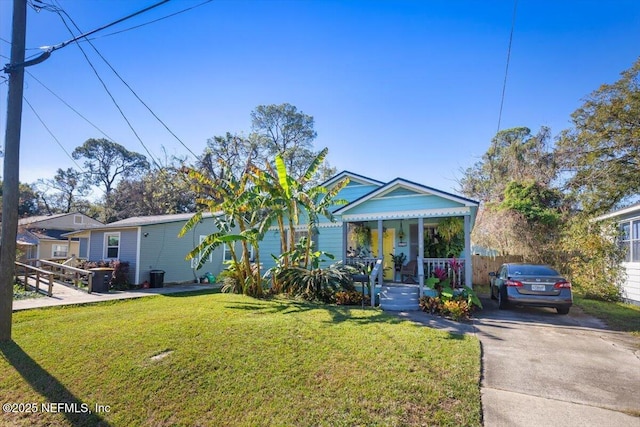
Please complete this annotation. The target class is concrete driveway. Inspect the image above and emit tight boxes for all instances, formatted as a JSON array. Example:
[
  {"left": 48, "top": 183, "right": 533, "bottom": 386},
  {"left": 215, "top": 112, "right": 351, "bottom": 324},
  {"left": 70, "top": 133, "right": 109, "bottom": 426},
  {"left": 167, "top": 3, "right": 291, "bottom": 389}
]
[{"left": 476, "top": 297, "right": 640, "bottom": 427}]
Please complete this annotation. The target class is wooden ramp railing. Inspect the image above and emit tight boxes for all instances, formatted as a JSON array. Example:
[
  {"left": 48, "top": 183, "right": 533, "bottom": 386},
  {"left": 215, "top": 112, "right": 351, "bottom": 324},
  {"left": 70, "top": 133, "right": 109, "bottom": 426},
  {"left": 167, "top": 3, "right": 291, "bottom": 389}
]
[
  {"left": 14, "top": 262, "right": 55, "bottom": 296},
  {"left": 33, "top": 259, "right": 95, "bottom": 293}
]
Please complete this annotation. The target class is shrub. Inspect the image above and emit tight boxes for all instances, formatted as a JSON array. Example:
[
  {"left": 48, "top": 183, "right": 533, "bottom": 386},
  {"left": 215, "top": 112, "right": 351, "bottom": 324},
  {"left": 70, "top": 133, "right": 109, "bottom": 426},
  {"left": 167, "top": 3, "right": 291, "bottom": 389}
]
[
  {"left": 442, "top": 299, "right": 471, "bottom": 321},
  {"left": 278, "top": 264, "right": 353, "bottom": 303},
  {"left": 110, "top": 260, "right": 130, "bottom": 290},
  {"left": 335, "top": 290, "right": 370, "bottom": 306},
  {"left": 419, "top": 296, "right": 443, "bottom": 315}
]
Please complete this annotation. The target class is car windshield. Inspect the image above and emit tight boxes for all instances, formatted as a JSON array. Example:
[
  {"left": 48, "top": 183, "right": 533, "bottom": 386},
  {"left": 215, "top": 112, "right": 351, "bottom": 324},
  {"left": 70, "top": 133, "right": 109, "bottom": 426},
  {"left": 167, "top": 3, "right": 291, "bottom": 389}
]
[{"left": 508, "top": 265, "right": 559, "bottom": 276}]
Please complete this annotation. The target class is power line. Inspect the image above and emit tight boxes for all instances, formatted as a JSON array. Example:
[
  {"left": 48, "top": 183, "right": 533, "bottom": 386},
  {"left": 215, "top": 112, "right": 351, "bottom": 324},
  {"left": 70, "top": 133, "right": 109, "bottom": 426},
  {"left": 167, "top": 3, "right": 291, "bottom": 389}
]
[
  {"left": 54, "top": 2, "right": 200, "bottom": 159},
  {"left": 23, "top": 96, "right": 85, "bottom": 172},
  {"left": 25, "top": 69, "right": 117, "bottom": 142},
  {"left": 3, "top": 0, "right": 171, "bottom": 73},
  {"left": 53, "top": 10, "right": 163, "bottom": 169},
  {"left": 44, "top": 0, "right": 171, "bottom": 54},
  {"left": 496, "top": 0, "right": 518, "bottom": 134},
  {"left": 85, "top": 0, "right": 215, "bottom": 42}
]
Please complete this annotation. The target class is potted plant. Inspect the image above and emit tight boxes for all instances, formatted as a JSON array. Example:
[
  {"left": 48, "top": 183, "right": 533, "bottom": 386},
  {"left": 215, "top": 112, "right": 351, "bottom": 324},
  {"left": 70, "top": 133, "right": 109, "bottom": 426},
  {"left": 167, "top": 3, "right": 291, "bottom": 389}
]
[
  {"left": 352, "top": 223, "right": 372, "bottom": 248},
  {"left": 390, "top": 252, "right": 407, "bottom": 271}
]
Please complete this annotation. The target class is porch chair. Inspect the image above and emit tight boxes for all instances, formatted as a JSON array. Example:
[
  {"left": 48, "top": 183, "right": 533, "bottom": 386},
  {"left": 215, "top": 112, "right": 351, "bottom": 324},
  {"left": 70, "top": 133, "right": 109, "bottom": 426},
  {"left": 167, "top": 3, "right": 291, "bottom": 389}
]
[{"left": 400, "top": 260, "right": 417, "bottom": 284}]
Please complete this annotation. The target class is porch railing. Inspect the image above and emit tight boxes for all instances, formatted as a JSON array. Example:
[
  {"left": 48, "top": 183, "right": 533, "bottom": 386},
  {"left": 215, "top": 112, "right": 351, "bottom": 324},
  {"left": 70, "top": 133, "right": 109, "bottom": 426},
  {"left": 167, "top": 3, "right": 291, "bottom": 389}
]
[
  {"left": 422, "top": 257, "right": 466, "bottom": 288},
  {"left": 344, "top": 257, "right": 379, "bottom": 272}
]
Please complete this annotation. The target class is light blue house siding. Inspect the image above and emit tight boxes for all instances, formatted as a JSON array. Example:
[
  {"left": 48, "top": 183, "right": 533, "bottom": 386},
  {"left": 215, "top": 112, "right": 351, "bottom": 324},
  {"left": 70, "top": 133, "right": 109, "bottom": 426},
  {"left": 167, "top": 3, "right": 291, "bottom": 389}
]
[
  {"left": 78, "top": 238, "right": 89, "bottom": 259},
  {"left": 88, "top": 229, "right": 138, "bottom": 283},
  {"left": 81, "top": 214, "right": 237, "bottom": 285},
  {"left": 138, "top": 218, "right": 221, "bottom": 285}
]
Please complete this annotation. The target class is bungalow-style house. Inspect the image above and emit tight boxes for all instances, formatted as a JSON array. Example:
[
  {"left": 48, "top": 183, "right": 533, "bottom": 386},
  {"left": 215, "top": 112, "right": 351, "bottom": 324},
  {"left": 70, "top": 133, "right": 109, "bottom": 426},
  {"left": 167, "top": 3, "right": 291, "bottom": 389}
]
[
  {"left": 65, "top": 171, "right": 479, "bottom": 290},
  {"left": 261, "top": 171, "right": 479, "bottom": 290},
  {"left": 594, "top": 203, "right": 640, "bottom": 305},
  {"left": 10, "top": 213, "right": 103, "bottom": 261}
]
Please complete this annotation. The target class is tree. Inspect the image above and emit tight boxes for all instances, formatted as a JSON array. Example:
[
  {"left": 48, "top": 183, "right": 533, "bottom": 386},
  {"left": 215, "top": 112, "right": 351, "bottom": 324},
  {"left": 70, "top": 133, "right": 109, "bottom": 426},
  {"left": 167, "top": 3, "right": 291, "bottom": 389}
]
[
  {"left": 72, "top": 138, "right": 150, "bottom": 222},
  {"left": 111, "top": 165, "right": 195, "bottom": 221},
  {"left": 556, "top": 57, "right": 640, "bottom": 214},
  {"left": 250, "top": 103, "right": 318, "bottom": 179},
  {"left": 459, "top": 126, "right": 556, "bottom": 202},
  {"left": 459, "top": 127, "right": 563, "bottom": 260},
  {"left": 198, "top": 104, "right": 336, "bottom": 186},
  {"left": 35, "top": 168, "right": 90, "bottom": 214},
  {"left": 197, "top": 132, "right": 260, "bottom": 181},
  {"left": 180, "top": 159, "right": 267, "bottom": 297}
]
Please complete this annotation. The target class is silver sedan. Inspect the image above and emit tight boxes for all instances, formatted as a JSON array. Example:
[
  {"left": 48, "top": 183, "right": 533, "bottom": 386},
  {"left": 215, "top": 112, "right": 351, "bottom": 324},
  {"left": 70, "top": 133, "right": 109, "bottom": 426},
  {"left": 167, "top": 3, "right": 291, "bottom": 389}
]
[{"left": 489, "top": 263, "right": 573, "bottom": 314}]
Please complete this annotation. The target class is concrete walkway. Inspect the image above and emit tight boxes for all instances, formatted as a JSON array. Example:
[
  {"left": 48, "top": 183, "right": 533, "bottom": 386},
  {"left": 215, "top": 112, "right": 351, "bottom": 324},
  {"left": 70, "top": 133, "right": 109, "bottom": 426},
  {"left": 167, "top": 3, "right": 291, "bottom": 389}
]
[
  {"left": 398, "top": 296, "right": 640, "bottom": 427},
  {"left": 12, "top": 281, "right": 219, "bottom": 311}
]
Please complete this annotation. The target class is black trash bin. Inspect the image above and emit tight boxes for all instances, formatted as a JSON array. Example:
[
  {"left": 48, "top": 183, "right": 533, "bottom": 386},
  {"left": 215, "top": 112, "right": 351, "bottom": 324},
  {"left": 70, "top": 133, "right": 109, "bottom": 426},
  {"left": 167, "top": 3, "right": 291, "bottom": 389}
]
[
  {"left": 149, "top": 270, "right": 165, "bottom": 288},
  {"left": 90, "top": 268, "right": 113, "bottom": 293}
]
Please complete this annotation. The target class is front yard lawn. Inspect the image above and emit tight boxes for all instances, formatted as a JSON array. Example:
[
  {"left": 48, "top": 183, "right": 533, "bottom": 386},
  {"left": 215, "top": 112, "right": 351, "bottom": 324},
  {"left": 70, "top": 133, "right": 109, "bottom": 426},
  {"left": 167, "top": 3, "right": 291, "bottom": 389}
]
[{"left": 1, "top": 291, "right": 481, "bottom": 426}]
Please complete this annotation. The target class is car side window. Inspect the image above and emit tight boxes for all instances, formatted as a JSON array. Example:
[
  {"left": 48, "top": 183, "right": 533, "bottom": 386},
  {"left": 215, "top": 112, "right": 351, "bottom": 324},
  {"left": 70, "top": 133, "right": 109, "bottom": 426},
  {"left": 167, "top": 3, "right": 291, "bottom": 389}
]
[{"left": 499, "top": 266, "right": 507, "bottom": 279}]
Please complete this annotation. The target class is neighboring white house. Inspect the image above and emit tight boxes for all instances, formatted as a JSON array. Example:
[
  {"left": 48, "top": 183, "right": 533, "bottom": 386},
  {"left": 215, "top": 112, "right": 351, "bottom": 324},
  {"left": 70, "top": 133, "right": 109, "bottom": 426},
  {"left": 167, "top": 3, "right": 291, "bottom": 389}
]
[{"left": 595, "top": 202, "right": 640, "bottom": 305}]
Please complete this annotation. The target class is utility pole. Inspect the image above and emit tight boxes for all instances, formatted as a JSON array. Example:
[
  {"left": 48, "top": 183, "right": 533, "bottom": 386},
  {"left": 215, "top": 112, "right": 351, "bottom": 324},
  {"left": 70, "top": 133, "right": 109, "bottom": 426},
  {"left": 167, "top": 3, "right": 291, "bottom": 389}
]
[{"left": 0, "top": 0, "right": 27, "bottom": 342}]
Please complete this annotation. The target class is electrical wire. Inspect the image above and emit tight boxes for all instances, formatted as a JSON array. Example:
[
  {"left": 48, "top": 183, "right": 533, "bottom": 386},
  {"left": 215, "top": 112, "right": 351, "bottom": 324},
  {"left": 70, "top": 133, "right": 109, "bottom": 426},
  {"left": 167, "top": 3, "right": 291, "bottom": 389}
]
[
  {"left": 496, "top": 0, "right": 518, "bottom": 134},
  {"left": 53, "top": 0, "right": 200, "bottom": 159},
  {"left": 25, "top": 69, "right": 117, "bottom": 142},
  {"left": 23, "top": 96, "right": 86, "bottom": 173},
  {"left": 45, "top": 0, "right": 171, "bottom": 54},
  {"left": 55, "top": 2, "right": 201, "bottom": 159},
  {"left": 85, "top": 0, "right": 214, "bottom": 42},
  {"left": 54, "top": 12, "right": 163, "bottom": 169},
  {"left": 4, "top": 0, "right": 171, "bottom": 73}
]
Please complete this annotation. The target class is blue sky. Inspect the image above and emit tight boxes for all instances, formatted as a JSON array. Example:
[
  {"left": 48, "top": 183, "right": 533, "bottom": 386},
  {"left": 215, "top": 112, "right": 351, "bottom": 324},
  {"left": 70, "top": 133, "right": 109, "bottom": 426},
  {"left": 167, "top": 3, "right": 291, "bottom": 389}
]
[{"left": 1, "top": 0, "right": 639, "bottom": 194}]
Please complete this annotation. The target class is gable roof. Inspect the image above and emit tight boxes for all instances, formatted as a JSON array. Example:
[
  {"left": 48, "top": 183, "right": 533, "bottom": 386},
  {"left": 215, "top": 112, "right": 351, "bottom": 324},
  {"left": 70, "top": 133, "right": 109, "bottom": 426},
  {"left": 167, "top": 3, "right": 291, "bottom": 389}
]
[
  {"left": 320, "top": 170, "right": 384, "bottom": 189},
  {"left": 334, "top": 177, "right": 479, "bottom": 215},
  {"left": 13, "top": 212, "right": 103, "bottom": 229},
  {"left": 17, "top": 213, "right": 69, "bottom": 226}
]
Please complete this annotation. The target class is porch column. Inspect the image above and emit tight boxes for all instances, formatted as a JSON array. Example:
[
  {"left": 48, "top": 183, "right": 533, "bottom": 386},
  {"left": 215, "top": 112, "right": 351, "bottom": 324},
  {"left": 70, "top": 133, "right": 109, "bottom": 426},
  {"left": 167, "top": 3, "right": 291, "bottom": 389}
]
[
  {"left": 418, "top": 217, "right": 424, "bottom": 297},
  {"left": 464, "top": 214, "right": 472, "bottom": 288},
  {"left": 377, "top": 218, "right": 383, "bottom": 283},
  {"left": 342, "top": 222, "right": 348, "bottom": 262}
]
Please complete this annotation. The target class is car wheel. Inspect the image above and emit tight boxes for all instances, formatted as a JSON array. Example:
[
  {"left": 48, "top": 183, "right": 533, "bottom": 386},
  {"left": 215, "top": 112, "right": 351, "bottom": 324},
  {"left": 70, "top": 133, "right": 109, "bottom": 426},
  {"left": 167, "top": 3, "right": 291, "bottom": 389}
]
[
  {"left": 490, "top": 283, "right": 497, "bottom": 300},
  {"left": 556, "top": 307, "right": 570, "bottom": 315},
  {"left": 497, "top": 287, "right": 509, "bottom": 310}
]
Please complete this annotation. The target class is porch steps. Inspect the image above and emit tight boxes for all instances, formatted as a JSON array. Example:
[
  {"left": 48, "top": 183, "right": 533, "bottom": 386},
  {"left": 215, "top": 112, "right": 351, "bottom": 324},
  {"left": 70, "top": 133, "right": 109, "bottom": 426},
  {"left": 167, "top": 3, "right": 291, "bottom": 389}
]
[{"left": 379, "top": 285, "right": 420, "bottom": 311}]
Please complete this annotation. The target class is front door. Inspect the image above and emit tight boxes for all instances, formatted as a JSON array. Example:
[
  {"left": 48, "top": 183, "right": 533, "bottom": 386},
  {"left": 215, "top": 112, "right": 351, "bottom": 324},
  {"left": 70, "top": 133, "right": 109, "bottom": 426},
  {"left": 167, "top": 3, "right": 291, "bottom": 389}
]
[{"left": 371, "top": 229, "right": 395, "bottom": 281}]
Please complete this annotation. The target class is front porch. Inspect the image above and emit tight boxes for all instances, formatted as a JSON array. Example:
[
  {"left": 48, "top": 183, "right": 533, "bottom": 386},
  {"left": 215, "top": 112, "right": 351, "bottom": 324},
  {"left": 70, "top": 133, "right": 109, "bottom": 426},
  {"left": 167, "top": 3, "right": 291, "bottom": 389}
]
[{"left": 346, "top": 256, "right": 468, "bottom": 309}]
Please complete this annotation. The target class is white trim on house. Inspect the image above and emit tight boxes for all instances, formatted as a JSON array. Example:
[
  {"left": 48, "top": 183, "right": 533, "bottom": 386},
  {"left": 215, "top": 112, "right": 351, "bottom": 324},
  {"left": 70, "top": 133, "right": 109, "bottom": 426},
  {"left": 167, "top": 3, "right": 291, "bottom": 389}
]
[
  {"left": 267, "top": 222, "right": 343, "bottom": 232},
  {"left": 341, "top": 207, "right": 473, "bottom": 222},
  {"left": 135, "top": 227, "right": 142, "bottom": 284},
  {"left": 320, "top": 171, "right": 384, "bottom": 189}
]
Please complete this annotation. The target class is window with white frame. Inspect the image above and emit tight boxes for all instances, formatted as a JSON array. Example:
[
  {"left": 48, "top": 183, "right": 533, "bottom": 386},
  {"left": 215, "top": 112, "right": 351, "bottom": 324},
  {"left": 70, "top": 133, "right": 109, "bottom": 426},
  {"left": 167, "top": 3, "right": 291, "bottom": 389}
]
[
  {"left": 287, "top": 229, "right": 318, "bottom": 251},
  {"left": 619, "top": 219, "right": 640, "bottom": 263},
  {"left": 223, "top": 243, "right": 254, "bottom": 262},
  {"left": 633, "top": 220, "right": 640, "bottom": 262},
  {"left": 223, "top": 243, "right": 233, "bottom": 262},
  {"left": 104, "top": 232, "right": 120, "bottom": 259},
  {"left": 191, "top": 235, "right": 213, "bottom": 268},
  {"left": 52, "top": 244, "right": 68, "bottom": 258}
]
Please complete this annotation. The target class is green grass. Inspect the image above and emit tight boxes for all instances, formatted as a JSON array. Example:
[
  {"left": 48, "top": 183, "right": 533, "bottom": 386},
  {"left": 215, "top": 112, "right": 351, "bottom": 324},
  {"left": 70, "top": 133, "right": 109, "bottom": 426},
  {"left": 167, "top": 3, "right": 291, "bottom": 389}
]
[
  {"left": 1, "top": 291, "right": 481, "bottom": 426},
  {"left": 13, "top": 283, "right": 44, "bottom": 300},
  {"left": 574, "top": 294, "right": 640, "bottom": 337}
]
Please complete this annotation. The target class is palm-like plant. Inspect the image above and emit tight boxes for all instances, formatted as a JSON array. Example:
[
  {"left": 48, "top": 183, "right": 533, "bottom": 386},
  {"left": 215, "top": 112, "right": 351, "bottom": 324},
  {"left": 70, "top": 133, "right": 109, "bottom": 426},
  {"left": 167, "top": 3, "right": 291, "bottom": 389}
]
[{"left": 179, "top": 160, "right": 267, "bottom": 296}]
